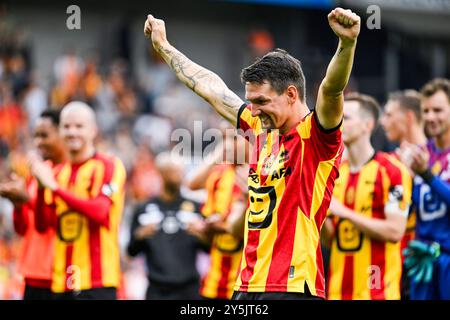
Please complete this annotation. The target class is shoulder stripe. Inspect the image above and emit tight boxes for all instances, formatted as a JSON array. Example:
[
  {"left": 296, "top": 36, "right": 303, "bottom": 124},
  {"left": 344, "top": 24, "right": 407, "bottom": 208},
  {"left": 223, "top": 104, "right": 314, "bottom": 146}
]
[
  {"left": 236, "top": 103, "right": 248, "bottom": 130},
  {"left": 313, "top": 110, "right": 343, "bottom": 134},
  {"left": 94, "top": 152, "right": 116, "bottom": 185}
]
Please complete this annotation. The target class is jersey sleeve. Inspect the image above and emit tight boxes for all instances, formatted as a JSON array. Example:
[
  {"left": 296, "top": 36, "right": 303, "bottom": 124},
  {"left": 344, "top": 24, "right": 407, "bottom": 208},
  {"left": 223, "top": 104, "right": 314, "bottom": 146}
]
[
  {"left": 12, "top": 177, "right": 38, "bottom": 235},
  {"left": 127, "top": 204, "right": 148, "bottom": 257},
  {"left": 236, "top": 103, "right": 260, "bottom": 142},
  {"left": 310, "top": 111, "right": 343, "bottom": 161},
  {"left": 54, "top": 155, "right": 126, "bottom": 228},
  {"left": 90, "top": 155, "right": 127, "bottom": 203},
  {"left": 34, "top": 187, "right": 58, "bottom": 232},
  {"left": 13, "top": 205, "right": 29, "bottom": 236},
  {"left": 420, "top": 170, "right": 450, "bottom": 207},
  {"left": 384, "top": 155, "right": 412, "bottom": 216}
]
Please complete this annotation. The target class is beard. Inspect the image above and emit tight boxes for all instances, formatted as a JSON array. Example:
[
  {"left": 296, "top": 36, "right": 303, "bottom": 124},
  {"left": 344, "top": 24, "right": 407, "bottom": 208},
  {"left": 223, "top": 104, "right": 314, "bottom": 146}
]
[{"left": 425, "top": 122, "right": 449, "bottom": 139}]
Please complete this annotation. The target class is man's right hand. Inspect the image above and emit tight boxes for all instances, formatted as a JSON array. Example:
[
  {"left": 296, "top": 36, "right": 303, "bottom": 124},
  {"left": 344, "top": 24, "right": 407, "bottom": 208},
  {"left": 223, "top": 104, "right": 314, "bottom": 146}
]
[
  {"left": 328, "top": 8, "right": 360, "bottom": 45},
  {"left": 399, "top": 142, "right": 429, "bottom": 175},
  {"left": 144, "top": 14, "right": 168, "bottom": 49}
]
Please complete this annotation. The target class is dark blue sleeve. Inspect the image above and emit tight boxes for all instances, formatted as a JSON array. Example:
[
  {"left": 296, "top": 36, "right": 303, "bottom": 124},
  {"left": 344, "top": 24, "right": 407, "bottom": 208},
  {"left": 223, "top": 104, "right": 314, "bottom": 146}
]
[
  {"left": 127, "top": 204, "right": 148, "bottom": 257},
  {"left": 428, "top": 176, "right": 450, "bottom": 207}
]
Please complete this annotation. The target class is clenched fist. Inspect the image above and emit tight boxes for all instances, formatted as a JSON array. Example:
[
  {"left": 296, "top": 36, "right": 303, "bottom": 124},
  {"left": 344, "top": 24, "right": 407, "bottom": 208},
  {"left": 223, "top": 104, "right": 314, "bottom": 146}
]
[
  {"left": 144, "top": 14, "right": 168, "bottom": 49},
  {"left": 328, "top": 8, "right": 361, "bottom": 44}
]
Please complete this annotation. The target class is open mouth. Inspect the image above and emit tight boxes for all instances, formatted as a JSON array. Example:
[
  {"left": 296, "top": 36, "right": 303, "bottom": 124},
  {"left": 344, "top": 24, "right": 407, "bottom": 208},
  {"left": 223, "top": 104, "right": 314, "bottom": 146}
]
[{"left": 260, "top": 116, "right": 272, "bottom": 127}]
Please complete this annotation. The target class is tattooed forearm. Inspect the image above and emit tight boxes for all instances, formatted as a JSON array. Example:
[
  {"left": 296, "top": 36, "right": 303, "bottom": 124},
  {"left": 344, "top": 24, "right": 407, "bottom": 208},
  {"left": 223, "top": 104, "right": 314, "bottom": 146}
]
[
  {"left": 154, "top": 43, "right": 243, "bottom": 124},
  {"left": 158, "top": 45, "right": 222, "bottom": 94},
  {"left": 321, "top": 40, "right": 356, "bottom": 96}
]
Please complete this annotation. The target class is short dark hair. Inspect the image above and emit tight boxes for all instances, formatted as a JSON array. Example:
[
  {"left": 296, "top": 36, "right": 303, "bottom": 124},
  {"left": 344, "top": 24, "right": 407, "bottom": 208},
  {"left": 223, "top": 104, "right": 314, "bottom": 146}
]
[
  {"left": 241, "top": 49, "right": 306, "bottom": 101},
  {"left": 421, "top": 78, "right": 450, "bottom": 102},
  {"left": 345, "top": 92, "right": 381, "bottom": 124},
  {"left": 40, "top": 108, "right": 61, "bottom": 127},
  {"left": 388, "top": 89, "right": 422, "bottom": 122}
]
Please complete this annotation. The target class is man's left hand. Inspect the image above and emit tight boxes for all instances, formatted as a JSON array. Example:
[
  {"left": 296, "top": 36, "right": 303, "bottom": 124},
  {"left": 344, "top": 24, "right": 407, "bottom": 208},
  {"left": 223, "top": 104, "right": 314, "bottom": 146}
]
[
  {"left": 29, "top": 157, "right": 58, "bottom": 191},
  {"left": 328, "top": 8, "right": 361, "bottom": 44}
]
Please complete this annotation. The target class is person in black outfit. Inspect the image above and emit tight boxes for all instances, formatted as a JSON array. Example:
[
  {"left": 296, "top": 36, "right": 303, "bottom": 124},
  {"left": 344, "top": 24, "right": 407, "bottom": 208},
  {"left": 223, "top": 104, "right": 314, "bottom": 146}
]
[{"left": 127, "top": 152, "right": 207, "bottom": 300}]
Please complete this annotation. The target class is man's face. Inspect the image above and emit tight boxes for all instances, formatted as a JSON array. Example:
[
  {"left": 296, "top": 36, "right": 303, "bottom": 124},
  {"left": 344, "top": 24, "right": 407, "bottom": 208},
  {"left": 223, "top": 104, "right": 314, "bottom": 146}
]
[
  {"left": 159, "top": 164, "right": 183, "bottom": 193},
  {"left": 342, "top": 101, "right": 366, "bottom": 146},
  {"left": 245, "top": 81, "right": 291, "bottom": 130},
  {"left": 60, "top": 111, "right": 96, "bottom": 154},
  {"left": 381, "top": 100, "right": 407, "bottom": 143},
  {"left": 422, "top": 90, "right": 450, "bottom": 138},
  {"left": 33, "top": 118, "right": 62, "bottom": 161}
]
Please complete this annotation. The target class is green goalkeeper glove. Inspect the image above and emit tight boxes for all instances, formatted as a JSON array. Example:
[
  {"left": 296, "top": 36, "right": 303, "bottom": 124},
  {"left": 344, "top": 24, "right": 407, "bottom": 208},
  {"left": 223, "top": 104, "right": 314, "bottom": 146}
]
[{"left": 403, "top": 240, "right": 440, "bottom": 284}]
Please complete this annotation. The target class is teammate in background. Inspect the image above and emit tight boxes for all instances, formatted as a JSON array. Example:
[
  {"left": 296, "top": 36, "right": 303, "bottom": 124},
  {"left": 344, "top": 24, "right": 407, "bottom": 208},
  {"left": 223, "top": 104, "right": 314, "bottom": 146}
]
[
  {"left": 399, "top": 79, "right": 450, "bottom": 300},
  {"left": 187, "top": 131, "right": 248, "bottom": 300},
  {"left": 0, "top": 109, "right": 66, "bottom": 300},
  {"left": 144, "top": 7, "right": 360, "bottom": 300},
  {"left": 127, "top": 152, "right": 205, "bottom": 300},
  {"left": 381, "top": 90, "right": 427, "bottom": 150},
  {"left": 380, "top": 90, "right": 427, "bottom": 299},
  {"left": 30, "top": 101, "right": 126, "bottom": 300},
  {"left": 325, "top": 93, "right": 412, "bottom": 300}
]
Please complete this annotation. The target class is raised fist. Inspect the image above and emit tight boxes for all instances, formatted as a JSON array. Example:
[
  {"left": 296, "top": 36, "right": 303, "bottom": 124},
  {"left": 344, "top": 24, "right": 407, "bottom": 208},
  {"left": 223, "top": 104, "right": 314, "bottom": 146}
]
[
  {"left": 144, "top": 14, "right": 168, "bottom": 49},
  {"left": 328, "top": 8, "right": 361, "bottom": 43}
]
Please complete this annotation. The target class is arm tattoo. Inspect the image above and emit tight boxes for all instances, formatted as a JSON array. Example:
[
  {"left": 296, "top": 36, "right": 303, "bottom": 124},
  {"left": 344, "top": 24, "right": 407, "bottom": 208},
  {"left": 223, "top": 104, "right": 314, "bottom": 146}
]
[{"left": 155, "top": 43, "right": 243, "bottom": 116}]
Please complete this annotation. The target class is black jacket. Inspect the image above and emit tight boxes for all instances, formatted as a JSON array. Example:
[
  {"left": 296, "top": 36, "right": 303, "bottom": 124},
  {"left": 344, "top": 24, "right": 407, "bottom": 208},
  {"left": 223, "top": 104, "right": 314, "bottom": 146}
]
[{"left": 127, "top": 195, "right": 208, "bottom": 287}]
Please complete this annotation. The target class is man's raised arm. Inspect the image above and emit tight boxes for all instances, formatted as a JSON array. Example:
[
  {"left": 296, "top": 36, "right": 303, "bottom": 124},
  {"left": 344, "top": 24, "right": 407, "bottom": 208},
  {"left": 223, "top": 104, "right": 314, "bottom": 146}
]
[
  {"left": 144, "top": 15, "right": 244, "bottom": 126},
  {"left": 316, "top": 8, "right": 361, "bottom": 129}
]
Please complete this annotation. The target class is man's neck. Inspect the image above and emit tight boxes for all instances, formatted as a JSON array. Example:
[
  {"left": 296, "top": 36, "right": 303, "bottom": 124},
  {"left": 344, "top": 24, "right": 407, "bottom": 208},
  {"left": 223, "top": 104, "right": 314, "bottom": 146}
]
[
  {"left": 70, "top": 146, "right": 95, "bottom": 164},
  {"left": 279, "top": 103, "right": 309, "bottom": 134},
  {"left": 346, "top": 138, "right": 375, "bottom": 173},
  {"left": 435, "top": 129, "right": 450, "bottom": 150},
  {"left": 404, "top": 124, "right": 427, "bottom": 146}
]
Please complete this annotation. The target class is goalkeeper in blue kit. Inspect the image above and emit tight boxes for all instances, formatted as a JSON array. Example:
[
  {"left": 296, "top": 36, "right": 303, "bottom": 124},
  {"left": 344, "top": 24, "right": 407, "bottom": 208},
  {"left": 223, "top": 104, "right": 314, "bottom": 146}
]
[{"left": 400, "top": 79, "right": 450, "bottom": 300}]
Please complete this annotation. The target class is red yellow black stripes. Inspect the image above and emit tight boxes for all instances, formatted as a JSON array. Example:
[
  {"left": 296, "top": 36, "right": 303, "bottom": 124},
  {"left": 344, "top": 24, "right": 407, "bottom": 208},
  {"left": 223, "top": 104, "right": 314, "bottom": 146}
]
[
  {"left": 328, "top": 152, "right": 411, "bottom": 300},
  {"left": 50, "top": 153, "right": 126, "bottom": 293},
  {"left": 200, "top": 165, "right": 243, "bottom": 299},
  {"left": 235, "top": 105, "right": 343, "bottom": 298}
]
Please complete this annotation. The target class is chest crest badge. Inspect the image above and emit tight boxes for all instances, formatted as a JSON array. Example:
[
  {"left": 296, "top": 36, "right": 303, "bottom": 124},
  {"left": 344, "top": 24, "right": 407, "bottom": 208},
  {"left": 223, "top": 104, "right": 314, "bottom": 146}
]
[{"left": 262, "top": 154, "right": 276, "bottom": 175}]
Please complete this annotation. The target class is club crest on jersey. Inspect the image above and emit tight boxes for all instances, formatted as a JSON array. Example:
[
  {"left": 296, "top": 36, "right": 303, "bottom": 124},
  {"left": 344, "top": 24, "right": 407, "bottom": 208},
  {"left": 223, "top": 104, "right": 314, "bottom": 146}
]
[{"left": 262, "top": 154, "right": 276, "bottom": 175}]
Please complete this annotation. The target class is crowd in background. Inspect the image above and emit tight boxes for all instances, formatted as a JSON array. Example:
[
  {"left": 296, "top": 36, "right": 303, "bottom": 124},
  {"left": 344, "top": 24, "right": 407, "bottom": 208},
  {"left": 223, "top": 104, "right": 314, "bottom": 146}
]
[{"left": 0, "top": 13, "right": 226, "bottom": 298}]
